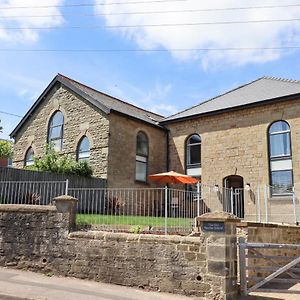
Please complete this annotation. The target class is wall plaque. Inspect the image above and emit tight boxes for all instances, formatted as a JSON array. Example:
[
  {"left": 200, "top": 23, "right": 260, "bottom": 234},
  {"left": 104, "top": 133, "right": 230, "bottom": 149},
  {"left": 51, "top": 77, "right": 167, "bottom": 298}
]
[{"left": 202, "top": 221, "right": 225, "bottom": 232}]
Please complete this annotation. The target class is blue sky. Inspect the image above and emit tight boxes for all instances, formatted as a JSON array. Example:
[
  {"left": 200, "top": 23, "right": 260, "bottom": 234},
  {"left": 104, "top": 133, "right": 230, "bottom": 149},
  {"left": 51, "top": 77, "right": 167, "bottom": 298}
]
[{"left": 1, "top": 0, "right": 300, "bottom": 139}]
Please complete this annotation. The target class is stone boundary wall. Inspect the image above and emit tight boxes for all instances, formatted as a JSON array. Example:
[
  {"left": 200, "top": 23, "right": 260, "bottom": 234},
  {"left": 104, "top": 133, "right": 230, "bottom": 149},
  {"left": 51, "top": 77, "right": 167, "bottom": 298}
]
[{"left": 0, "top": 205, "right": 238, "bottom": 299}]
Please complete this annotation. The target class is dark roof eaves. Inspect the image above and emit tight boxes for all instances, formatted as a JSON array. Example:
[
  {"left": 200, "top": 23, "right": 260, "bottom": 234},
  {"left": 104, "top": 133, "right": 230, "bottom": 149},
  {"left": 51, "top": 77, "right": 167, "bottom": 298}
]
[
  {"left": 58, "top": 73, "right": 164, "bottom": 119},
  {"left": 160, "top": 92, "right": 300, "bottom": 125},
  {"left": 111, "top": 109, "right": 168, "bottom": 131}
]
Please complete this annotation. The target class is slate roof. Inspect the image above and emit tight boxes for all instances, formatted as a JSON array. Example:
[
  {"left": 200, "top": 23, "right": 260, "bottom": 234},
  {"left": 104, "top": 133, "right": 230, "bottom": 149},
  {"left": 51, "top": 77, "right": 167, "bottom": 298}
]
[
  {"left": 10, "top": 74, "right": 165, "bottom": 137},
  {"left": 162, "top": 77, "right": 300, "bottom": 123}
]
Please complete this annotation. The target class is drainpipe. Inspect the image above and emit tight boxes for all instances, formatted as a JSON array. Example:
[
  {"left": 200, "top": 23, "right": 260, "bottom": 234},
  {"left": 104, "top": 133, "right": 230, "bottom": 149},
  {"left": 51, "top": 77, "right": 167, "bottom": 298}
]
[{"left": 166, "top": 129, "right": 170, "bottom": 171}]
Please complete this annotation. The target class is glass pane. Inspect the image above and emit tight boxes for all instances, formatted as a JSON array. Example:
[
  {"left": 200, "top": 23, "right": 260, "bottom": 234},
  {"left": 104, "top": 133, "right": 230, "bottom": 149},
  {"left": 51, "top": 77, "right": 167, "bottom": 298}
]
[
  {"left": 187, "top": 144, "right": 201, "bottom": 165},
  {"left": 49, "top": 126, "right": 62, "bottom": 140},
  {"left": 78, "top": 151, "right": 90, "bottom": 161},
  {"left": 270, "top": 133, "right": 290, "bottom": 157},
  {"left": 269, "top": 121, "right": 289, "bottom": 134},
  {"left": 136, "top": 132, "right": 148, "bottom": 156},
  {"left": 188, "top": 134, "right": 201, "bottom": 145},
  {"left": 79, "top": 137, "right": 90, "bottom": 153},
  {"left": 271, "top": 170, "right": 293, "bottom": 195},
  {"left": 25, "top": 148, "right": 34, "bottom": 166},
  {"left": 136, "top": 161, "right": 147, "bottom": 182},
  {"left": 50, "top": 111, "right": 64, "bottom": 127}
]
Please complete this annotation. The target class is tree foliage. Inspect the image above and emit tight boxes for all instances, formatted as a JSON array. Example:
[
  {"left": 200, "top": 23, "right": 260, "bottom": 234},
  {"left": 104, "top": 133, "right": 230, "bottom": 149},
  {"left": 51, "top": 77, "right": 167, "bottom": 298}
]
[
  {"left": 0, "top": 140, "right": 13, "bottom": 159},
  {"left": 27, "top": 145, "right": 93, "bottom": 177}
]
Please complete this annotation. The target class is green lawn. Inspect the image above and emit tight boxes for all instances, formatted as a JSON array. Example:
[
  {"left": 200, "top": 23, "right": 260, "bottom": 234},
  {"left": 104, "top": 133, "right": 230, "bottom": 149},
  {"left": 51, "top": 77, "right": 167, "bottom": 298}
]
[{"left": 76, "top": 214, "right": 192, "bottom": 227}]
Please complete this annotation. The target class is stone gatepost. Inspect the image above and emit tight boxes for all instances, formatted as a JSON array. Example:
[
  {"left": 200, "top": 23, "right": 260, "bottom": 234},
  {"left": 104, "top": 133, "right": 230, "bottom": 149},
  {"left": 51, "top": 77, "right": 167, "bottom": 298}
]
[
  {"left": 53, "top": 195, "right": 78, "bottom": 231},
  {"left": 195, "top": 212, "right": 240, "bottom": 300}
]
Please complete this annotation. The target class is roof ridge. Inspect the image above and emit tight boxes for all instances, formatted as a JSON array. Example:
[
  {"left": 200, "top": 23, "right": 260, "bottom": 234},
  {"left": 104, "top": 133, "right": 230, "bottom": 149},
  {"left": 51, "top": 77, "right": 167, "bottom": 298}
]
[
  {"left": 164, "top": 77, "right": 264, "bottom": 120},
  {"left": 261, "top": 76, "right": 300, "bottom": 84},
  {"left": 57, "top": 73, "right": 164, "bottom": 119}
]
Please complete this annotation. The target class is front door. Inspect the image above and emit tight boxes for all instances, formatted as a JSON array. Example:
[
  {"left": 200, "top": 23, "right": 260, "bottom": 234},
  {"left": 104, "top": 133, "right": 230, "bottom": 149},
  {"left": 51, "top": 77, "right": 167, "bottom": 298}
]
[{"left": 223, "top": 175, "right": 244, "bottom": 218}]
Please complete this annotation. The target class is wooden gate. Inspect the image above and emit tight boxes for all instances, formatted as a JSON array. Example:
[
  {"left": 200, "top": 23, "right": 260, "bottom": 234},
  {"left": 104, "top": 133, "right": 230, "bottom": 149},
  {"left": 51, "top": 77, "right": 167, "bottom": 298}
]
[{"left": 239, "top": 237, "right": 300, "bottom": 295}]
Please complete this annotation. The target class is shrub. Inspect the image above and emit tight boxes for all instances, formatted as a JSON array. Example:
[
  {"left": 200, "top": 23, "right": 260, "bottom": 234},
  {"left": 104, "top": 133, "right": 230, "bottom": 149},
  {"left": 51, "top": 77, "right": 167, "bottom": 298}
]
[
  {"left": 0, "top": 140, "right": 13, "bottom": 159},
  {"left": 27, "top": 145, "right": 93, "bottom": 177}
]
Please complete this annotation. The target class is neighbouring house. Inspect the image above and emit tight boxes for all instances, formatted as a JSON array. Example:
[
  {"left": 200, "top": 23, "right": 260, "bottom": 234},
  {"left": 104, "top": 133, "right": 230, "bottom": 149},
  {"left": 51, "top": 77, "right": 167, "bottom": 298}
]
[{"left": 10, "top": 74, "right": 300, "bottom": 222}]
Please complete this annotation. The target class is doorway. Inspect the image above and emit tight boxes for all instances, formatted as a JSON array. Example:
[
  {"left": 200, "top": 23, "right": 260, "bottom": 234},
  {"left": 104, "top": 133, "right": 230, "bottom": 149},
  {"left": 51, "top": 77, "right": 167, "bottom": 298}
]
[{"left": 223, "top": 175, "right": 244, "bottom": 218}]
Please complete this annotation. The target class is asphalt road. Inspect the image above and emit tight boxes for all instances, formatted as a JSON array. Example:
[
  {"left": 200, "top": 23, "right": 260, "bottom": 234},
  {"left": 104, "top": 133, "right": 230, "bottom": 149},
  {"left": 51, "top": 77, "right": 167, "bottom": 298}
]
[{"left": 0, "top": 267, "right": 191, "bottom": 300}]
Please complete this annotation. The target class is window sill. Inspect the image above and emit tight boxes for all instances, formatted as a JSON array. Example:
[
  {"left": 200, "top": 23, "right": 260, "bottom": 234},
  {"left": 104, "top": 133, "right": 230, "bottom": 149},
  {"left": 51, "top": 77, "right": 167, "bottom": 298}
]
[
  {"left": 270, "top": 196, "right": 293, "bottom": 201},
  {"left": 135, "top": 180, "right": 149, "bottom": 185}
]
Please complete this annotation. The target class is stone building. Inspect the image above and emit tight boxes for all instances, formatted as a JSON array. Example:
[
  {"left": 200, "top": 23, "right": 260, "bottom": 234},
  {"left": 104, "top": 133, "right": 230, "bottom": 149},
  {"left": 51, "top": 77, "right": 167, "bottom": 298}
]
[
  {"left": 10, "top": 75, "right": 300, "bottom": 221},
  {"left": 10, "top": 74, "right": 168, "bottom": 188}
]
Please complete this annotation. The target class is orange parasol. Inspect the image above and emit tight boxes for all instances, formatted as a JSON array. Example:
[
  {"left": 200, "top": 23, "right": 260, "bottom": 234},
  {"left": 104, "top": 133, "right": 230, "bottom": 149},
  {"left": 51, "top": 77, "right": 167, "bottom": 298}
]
[{"left": 148, "top": 170, "right": 199, "bottom": 184}]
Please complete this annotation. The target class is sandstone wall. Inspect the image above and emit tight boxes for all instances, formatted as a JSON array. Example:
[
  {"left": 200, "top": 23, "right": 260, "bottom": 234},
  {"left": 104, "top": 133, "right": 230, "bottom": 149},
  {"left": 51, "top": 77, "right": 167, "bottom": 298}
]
[
  {"left": 166, "top": 98, "right": 300, "bottom": 220},
  {"left": 0, "top": 205, "right": 238, "bottom": 299},
  {"left": 13, "top": 84, "right": 110, "bottom": 178},
  {"left": 107, "top": 113, "right": 167, "bottom": 188}
]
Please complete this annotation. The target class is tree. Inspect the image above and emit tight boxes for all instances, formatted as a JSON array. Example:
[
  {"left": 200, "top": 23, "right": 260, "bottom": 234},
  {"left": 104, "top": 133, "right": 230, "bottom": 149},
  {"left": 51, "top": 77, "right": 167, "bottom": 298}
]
[
  {"left": 0, "top": 140, "right": 13, "bottom": 159},
  {"left": 27, "top": 145, "right": 93, "bottom": 177},
  {"left": 0, "top": 120, "right": 3, "bottom": 133}
]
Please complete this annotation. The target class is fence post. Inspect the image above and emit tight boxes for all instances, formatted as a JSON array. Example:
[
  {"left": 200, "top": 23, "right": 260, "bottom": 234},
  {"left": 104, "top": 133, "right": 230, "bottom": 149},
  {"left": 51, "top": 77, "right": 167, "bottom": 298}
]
[
  {"left": 230, "top": 187, "right": 234, "bottom": 214},
  {"left": 164, "top": 185, "right": 168, "bottom": 235},
  {"left": 65, "top": 179, "right": 69, "bottom": 195},
  {"left": 257, "top": 186, "right": 261, "bottom": 223},
  {"left": 293, "top": 186, "right": 297, "bottom": 224},
  {"left": 264, "top": 185, "right": 269, "bottom": 223},
  {"left": 197, "top": 181, "right": 200, "bottom": 216}
]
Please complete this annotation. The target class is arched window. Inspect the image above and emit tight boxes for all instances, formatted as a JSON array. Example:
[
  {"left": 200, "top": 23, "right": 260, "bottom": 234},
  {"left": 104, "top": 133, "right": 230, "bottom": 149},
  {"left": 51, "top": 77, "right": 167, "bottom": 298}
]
[
  {"left": 77, "top": 136, "right": 90, "bottom": 162},
  {"left": 48, "top": 111, "right": 64, "bottom": 151},
  {"left": 268, "top": 121, "right": 293, "bottom": 195},
  {"left": 185, "top": 134, "right": 201, "bottom": 177},
  {"left": 136, "top": 132, "right": 148, "bottom": 182},
  {"left": 24, "top": 147, "right": 34, "bottom": 166}
]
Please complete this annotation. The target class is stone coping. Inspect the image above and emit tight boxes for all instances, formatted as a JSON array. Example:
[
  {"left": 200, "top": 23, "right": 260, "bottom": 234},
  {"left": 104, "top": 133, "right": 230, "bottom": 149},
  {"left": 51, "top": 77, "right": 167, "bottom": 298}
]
[
  {"left": 0, "top": 204, "right": 57, "bottom": 213},
  {"left": 238, "top": 221, "right": 300, "bottom": 229},
  {"left": 69, "top": 230, "right": 202, "bottom": 244},
  {"left": 196, "top": 211, "right": 241, "bottom": 222}
]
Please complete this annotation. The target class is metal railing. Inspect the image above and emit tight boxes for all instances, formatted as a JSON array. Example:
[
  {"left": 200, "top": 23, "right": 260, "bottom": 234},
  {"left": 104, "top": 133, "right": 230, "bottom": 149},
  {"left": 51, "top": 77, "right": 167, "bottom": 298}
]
[
  {"left": 0, "top": 181, "right": 67, "bottom": 205},
  {"left": 1, "top": 180, "right": 300, "bottom": 232},
  {"left": 68, "top": 187, "right": 210, "bottom": 235}
]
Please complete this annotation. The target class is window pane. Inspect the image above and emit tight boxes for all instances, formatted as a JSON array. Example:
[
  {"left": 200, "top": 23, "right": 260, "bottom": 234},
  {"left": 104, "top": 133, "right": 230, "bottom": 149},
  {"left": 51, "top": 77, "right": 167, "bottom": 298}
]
[
  {"left": 51, "top": 111, "right": 64, "bottom": 127},
  {"left": 271, "top": 170, "right": 293, "bottom": 195},
  {"left": 269, "top": 121, "right": 290, "bottom": 134},
  {"left": 136, "top": 133, "right": 148, "bottom": 156},
  {"left": 25, "top": 148, "right": 34, "bottom": 166},
  {"left": 187, "top": 144, "right": 201, "bottom": 165},
  {"left": 49, "top": 126, "right": 62, "bottom": 140},
  {"left": 136, "top": 161, "right": 147, "bottom": 182},
  {"left": 79, "top": 137, "right": 90, "bottom": 153},
  {"left": 188, "top": 134, "right": 201, "bottom": 144},
  {"left": 78, "top": 151, "right": 90, "bottom": 161},
  {"left": 270, "top": 133, "right": 290, "bottom": 157}
]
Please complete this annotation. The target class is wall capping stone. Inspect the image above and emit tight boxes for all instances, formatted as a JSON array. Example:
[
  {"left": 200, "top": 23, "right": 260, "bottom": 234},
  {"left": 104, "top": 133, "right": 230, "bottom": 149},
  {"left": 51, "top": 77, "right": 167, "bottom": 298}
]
[{"left": 0, "top": 204, "right": 57, "bottom": 213}]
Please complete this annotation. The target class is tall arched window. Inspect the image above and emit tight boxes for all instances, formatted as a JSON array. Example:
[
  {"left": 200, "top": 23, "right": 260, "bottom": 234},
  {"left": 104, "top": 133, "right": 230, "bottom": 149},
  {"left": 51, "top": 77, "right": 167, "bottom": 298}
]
[
  {"left": 185, "top": 134, "right": 201, "bottom": 177},
  {"left": 136, "top": 131, "right": 148, "bottom": 182},
  {"left": 24, "top": 147, "right": 34, "bottom": 166},
  {"left": 48, "top": 111, "right": 64, "bottom": 151},
  {"left": 268, "top": 120, "right": 293, "bottom": 195},
  {"left": 77, "top": 136, "right": 90, "bottom": 162}
]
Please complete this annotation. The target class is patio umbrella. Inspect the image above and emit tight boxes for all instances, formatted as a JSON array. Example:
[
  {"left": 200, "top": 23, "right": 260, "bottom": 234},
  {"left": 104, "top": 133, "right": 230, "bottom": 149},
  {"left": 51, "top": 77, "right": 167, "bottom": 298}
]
[{"left": 148, "top": 170, "right": 199, "bottom": 184}]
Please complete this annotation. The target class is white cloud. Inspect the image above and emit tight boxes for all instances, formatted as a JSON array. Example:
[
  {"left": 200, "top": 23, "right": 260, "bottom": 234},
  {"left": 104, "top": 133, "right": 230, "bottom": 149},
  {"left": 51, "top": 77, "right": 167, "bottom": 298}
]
[
  {"left": 0, "top": 0, "right": 64, "bottom": 43},
  {"left": 95, "top": 0, "right": 300, "bottom": 68}
]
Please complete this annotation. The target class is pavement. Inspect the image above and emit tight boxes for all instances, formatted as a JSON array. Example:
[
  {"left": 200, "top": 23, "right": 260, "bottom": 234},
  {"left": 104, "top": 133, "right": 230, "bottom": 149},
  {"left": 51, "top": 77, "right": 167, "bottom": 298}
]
[
  {"left": 0, "top": 267, "right": 190, "bottom": 300},
  {"left": 0, "top": 267, "right": 300, "bottom": 300}
]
